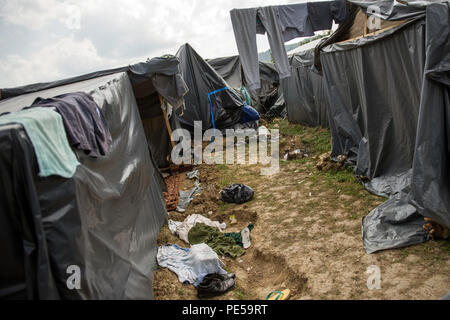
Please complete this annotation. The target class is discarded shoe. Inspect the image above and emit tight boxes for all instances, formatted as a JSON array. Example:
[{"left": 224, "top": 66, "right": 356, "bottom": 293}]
[
  {"left": 197, "top": 273, "right": 236, "bottom": 298},
  {"left": 265, "top": 289, "right": 291, "bottom": 300},
  {"left": 241, "top": 227, "right": 251, "bottom": 249}
]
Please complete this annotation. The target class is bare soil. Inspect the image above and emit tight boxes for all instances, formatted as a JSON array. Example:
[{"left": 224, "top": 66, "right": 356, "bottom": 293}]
[{"left": 154, "top": 120, "right": 450, "bottom": 300}]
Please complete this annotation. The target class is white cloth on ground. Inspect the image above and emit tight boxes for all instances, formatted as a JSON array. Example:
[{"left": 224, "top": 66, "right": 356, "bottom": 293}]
[
  {"left": 156, "top": 243, "right": 227, "bottom": 285},
  {"left": 168, "top": 214, "right": 227, "bottom": 244}
]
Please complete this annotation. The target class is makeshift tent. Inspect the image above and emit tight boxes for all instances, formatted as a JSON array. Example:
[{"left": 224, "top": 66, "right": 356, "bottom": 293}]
[
  {"left": 176, "top": 43, "right": 244, "bottom": 132},
  {"left": 0, "top": 56, "right": 188, "bottom": 299},
  {"left": 282, "top": 40, "right": 330, "bottom": 127},
  {"left": 315, "top": 0, "right": 450, "bottom": 253},
  {"left": 207, "top": 56, "right": 282, "bottom": 115}
]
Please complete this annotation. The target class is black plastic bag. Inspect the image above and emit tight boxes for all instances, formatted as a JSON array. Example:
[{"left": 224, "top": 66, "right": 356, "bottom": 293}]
[{"left": 220, "top": 184, "right": 254, "bottom": 204}]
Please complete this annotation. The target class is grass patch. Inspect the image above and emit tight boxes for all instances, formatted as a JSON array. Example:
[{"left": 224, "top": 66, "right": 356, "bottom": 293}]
[{"left": 233, "top": 283, "right": 256, "bottom": 300}]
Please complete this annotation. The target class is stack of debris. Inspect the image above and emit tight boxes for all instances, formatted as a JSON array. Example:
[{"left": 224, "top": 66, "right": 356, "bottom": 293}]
[
  {"left": 163, "top": 175, "right": 182, "bottom": 211},
  {"left": 316, "top": 152, "right": 347, "bottom": 172}
]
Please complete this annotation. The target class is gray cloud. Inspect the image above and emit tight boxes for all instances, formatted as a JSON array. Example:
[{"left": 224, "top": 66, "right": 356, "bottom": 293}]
[{"left": 0, "top": 0, "right": 304, "bottom": 88}]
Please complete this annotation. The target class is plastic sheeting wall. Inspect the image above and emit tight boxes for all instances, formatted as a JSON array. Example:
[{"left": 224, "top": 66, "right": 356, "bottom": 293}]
[
  {"left": 176, "top": 44, "right": 244, "bottom": 131},
  {"left": 321, "top": 19, "right": 425, "bottom": 182},
  {"left": 0, "top": 72, "right": 168, "bottom": 299},
  {"left": 282, "top": 49, "right": 329, "bottom": 128},
  {"left": 410, "top": 2, "right": 450, "bottom": 231},
  {"left": 207, "top": 55, "right": 281, "bottom": 114},
  {"left": 318, "top": 1, "right": 450, "bottom": 253}
]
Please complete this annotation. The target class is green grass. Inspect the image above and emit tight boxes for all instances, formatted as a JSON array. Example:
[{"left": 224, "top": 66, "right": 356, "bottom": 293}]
[
  {"left": 233, "top": 283, "right": 256, "bottom": 300},
  {"left": 269, "top": 118, "right": 332, "bottom": 156}
]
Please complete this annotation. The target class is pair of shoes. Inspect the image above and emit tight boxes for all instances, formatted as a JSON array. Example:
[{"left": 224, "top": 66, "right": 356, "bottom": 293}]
[{"left": 197, "top": 273, "right": 236, "bottom": 299}]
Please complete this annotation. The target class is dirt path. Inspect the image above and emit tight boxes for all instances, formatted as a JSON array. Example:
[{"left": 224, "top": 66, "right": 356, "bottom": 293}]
[{"left": 154, "top": 120, "right": 450, "bottom": 300}]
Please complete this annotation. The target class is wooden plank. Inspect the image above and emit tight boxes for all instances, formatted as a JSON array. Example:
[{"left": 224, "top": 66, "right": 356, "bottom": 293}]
[
  {"left": 336, "top": 20, "right": 407, "bottom": 44},
  {"left": 159, "top": 94, "right": 176, "bottom": 149},
  {"left": 364, "top": 15, "right": 368, "bottom": 36}
]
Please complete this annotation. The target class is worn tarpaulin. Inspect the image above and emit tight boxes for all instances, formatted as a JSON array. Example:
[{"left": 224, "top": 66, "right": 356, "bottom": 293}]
[
  {"left": 320, "top": 0, "right": 449, "bottom": 253},
  {"left": 206, "top": 55, "right": 281, "bottom": 114},
  {"left": 321, "top": 19, "right": 428, "bottom": 253},
  {"left": 206, "top": 55, "right": 243, "bottom": 90},
  {"left": 1, "top": 55, "right": 188, "bottom": 169},
  {"left": 1, "top": 56, "right": 188, "bottom": 110},
  {"left": 410, "top": 1, "right": 450, "bottom": 230},
  {"left": 266, "top": 92, "right": 287, "bottom": 118},
  {"left": 321, "top": 18, "right": 425, "bottom": 178},
  {"left": 176, "top": 43, "right": 243, "bottom": 131},
  {"left": 0, "top": 56, "right": 187, "bottom": 299},
  {"left": 281, "top": 49, "right": 329, "bottom": 127}
]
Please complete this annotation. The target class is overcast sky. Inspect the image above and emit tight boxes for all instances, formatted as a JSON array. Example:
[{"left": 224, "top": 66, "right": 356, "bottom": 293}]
[{"left": 0, "top": 0, "right": 318, "bottom": 88}]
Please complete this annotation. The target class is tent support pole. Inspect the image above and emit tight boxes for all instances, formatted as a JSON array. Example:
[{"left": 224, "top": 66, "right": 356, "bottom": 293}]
[{"left": 159, "top": 94, "right": 176, "bottom": 149}]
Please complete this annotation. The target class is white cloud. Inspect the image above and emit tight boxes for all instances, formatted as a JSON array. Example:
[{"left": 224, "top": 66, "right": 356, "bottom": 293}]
[{"left": 0, "top": 0, "right": 305, "bottom": 88}]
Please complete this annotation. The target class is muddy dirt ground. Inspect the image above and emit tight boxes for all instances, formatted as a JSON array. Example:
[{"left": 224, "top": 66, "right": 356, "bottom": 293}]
[{"left": 154, "top": 119, "right": 450, "bottom": 300}]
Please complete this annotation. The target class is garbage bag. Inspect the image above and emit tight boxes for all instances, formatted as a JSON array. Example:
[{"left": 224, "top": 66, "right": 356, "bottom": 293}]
[
  {"left": 220, "top": 184, "right": 254, "bottom": 204},
  {"left": 241, "top": 104, "right": 260, "bottom": 124}
]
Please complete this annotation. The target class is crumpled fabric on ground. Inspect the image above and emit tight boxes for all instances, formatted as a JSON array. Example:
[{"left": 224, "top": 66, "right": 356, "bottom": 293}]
[
  {"left": 168, "top": 214, "right": 227, "bottom": 244},
  {"left": 220, "top": 184, "right": 254, "bottom": 204},
  {"left": 225, "top": 224, "right": 254, "bottom": 247},
  {"left": 0, "top": 107, "right": 80, "bottom": 178},
  {"left": 188, "top": 223, "right": 245, "bottom": 258},
  {"left": 156, "top": 243, "right": 227, "bottom": 285},
  {"left": 176, "top": 180, "right": 204, "bottom": 212}
]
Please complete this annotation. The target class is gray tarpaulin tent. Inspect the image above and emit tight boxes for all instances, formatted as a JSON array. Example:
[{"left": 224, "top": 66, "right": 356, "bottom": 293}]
[
  {"left": 176, "top": 43, "right": 244, "bottom": 131},
  {"left": 282, "top": 44, "right": 330, "bottom": 127},
  {"left": 207, "top": 55, "right": 282, "bottom": 115},
  {"left": 0, "top": 56, "right": 188, "bottom": 299},
  {"left": 315, "top": 0, "right": 450, "bottom": 253}
]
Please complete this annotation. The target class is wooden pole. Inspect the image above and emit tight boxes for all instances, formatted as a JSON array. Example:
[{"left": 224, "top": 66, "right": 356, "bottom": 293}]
[
  {"left": 159, "top": 94, "right": 176, "bottom": 149},
  {"left": 364, "top": 14, "right": 368, "bottom": 36}
]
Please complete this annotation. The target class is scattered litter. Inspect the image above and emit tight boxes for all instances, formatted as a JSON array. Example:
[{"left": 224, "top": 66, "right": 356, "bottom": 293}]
[
  {"left": 187, "top": 169, "right": 199, "bottom": 180},
  {"left": 188, "top": 223, "right": 245, "bottom": 258},
  {"left": 309, "top": 192, "right": 312, "bottom": 197},
  {"left": 176, "top": 180, "right": 204, "bottom": 212},
  {"left": 423, "top": 218, "right": 450, "bottom": 240},
  {"left": 225, "top": 224, "right": 254, "bottom": 248},
  {"left": 316, "top": 152, "right": 348, "bottom": 172},
  {"left": 169, "top": 214, "right": 226, "bottom": 244},
  {"left": 283, "top": 149, "right": 310, "bottom": 161},
  {"left": 163, "top": 175, "right": 182, "bottom": 211},
  {"left": 258, "top": 126, "right": 270, "bottom": 138},
  {"left": 208, "top": 211, "right": 213, "bottom": 215},
  {"left": 220, "top": 184, "right": 254, "bottom": 204},
  {"left": 266, "top": 289, "right": 291, "bottom": 300},
  {"left": 241, "top": 227, "right": 251, "bottom": 249},
  {"left": 229, "top": 215, "right": 238, "bottom": 225},
  {"left": 196, "top": 273, "right": 236, "bottom": 299},
  {"left": 156, "top": 244, "right": 228, "bottom": 285}
]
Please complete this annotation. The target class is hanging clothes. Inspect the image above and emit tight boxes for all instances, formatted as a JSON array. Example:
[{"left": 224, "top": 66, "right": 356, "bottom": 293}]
[
  {"left": 0, "top": 107, "right": 80, "bottom": 178},
  {"left": 32, "top": 92, "right": 112, "bottom": 158},
  {"left": 230, "top": 1, "right": 348, "bottom": 90}
]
